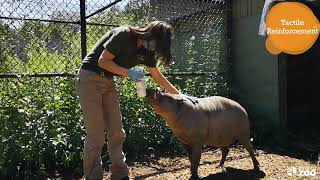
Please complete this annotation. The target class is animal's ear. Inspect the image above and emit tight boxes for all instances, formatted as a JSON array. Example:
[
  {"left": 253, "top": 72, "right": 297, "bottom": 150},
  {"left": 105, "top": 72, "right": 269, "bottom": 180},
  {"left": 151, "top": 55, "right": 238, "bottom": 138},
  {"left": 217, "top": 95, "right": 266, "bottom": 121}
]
[
  {"left": 154, "top": 92, "right": 160, "bottom": 99},
  {"left": 146, "top": 88, "right": 161, "bottom": 99}
]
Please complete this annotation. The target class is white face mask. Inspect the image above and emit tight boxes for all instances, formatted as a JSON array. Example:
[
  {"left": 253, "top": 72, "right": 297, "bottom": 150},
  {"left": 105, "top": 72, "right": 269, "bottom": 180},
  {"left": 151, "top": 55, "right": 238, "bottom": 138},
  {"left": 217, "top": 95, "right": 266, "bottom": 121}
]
[{"left": 143, "top": 39, "right": 156, "bottom": 52}]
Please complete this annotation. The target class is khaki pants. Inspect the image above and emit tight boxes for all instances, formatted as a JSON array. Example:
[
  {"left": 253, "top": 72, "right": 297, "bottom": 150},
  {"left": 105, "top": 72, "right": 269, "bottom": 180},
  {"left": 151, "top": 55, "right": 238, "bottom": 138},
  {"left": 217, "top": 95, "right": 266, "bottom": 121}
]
[{"left": 76, "top": 69, "right": 129, "bottom": 180}]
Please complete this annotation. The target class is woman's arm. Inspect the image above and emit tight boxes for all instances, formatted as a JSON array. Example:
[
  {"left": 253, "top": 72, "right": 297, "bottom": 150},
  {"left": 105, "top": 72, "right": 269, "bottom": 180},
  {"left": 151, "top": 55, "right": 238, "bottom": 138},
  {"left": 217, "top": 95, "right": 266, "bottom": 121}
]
[
  {"left": 149, "top": 67, "right": 180, "bottom": 94},
  {"left": 98, "top": 49, "right": 129, "bottom": 77}
]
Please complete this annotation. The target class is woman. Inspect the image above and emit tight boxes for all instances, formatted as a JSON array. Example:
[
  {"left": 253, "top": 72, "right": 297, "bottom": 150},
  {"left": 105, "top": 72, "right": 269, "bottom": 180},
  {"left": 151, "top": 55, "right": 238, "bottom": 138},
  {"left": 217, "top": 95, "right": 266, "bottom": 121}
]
[{"left": 76, "top": 21, "right": 195, "bottom": 180}]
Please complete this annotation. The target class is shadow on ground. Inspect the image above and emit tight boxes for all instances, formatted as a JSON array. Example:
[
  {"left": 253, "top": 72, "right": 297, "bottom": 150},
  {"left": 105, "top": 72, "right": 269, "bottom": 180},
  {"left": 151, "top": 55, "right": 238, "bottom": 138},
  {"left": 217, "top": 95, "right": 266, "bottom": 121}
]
[
  {"left": 201, "top": 167, "right": 265, "bottom": 180},
  {"left": 257, "top": 132, "right": 320, "bottom": 164},
  {"left": 132, "top": 154, "right": 266, "bottom": 180},
  {"left": 133, "top": 166, "right": 266, "bottom": 180}
]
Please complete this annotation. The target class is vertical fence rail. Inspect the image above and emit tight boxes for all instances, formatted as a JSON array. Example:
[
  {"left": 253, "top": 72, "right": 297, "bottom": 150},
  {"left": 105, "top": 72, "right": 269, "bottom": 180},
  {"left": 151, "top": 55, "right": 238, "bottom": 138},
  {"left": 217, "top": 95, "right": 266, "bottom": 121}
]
[
  {"left": 80, "top": 0, "right": 87, "bottom": 60},
  {"left": 226, "top": 0, "right": 233, "bottom": 87}
]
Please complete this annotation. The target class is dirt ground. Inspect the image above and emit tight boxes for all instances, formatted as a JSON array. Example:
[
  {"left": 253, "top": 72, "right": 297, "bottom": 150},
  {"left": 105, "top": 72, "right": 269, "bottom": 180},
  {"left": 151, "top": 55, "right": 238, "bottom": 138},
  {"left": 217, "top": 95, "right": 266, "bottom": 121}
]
[{"left": 94, "top": 148, "right": 319, "bottom": 180}]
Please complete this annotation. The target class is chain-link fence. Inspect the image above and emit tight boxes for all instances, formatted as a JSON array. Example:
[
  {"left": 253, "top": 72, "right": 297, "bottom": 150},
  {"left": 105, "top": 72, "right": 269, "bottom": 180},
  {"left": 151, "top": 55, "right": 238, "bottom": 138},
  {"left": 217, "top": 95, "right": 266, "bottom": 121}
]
[
  {"left": 0, "top": 0, "right": 229, "bottom": 75},
  {"left": 0, "top": 0, "right": 231, "bottom": 178}
]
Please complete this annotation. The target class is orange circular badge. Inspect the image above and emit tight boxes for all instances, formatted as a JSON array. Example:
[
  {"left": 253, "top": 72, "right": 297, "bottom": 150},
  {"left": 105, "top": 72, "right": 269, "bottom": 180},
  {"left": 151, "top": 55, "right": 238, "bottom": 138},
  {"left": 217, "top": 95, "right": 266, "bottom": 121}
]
[{"left": 265, "top": 2, "right": 319, "bottom": 55}]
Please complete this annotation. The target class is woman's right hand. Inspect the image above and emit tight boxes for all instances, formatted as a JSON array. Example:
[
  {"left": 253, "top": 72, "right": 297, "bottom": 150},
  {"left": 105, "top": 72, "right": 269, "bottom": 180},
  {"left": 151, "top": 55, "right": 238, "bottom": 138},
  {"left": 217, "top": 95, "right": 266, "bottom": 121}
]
[{"left": 179, "top": 94, "right": 198, "bottom": 104}]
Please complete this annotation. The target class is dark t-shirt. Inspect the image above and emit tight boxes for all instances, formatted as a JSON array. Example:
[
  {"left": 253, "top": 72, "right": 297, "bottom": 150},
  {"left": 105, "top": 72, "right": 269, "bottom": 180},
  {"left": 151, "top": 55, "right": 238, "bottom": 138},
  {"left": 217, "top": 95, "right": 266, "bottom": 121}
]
[{"left": 81, "top": 26, "right": 157, "bottom": 77}]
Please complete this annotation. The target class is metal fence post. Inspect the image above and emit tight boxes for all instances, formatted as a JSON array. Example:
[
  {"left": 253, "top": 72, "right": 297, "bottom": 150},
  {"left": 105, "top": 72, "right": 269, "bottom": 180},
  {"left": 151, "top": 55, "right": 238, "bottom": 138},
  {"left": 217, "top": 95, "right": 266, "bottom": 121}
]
[
  {"left": 226, "top": 0, "right": 233, "bottom": 96},
  {"left": 80, "top": 0, "right": 87, "bottom": 60}
]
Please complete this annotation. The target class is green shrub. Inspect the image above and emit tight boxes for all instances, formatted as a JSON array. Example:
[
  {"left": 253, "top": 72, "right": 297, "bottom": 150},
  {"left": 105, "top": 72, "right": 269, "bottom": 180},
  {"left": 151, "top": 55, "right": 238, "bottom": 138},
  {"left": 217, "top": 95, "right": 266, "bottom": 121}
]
[{"left": 0, "top": 77, "right": 83, "bottom": 178}]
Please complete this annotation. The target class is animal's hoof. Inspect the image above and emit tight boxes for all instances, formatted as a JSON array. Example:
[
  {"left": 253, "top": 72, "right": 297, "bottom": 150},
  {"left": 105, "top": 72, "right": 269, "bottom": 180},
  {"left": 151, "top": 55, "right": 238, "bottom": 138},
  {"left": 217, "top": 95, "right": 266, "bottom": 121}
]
[
  {"left": 253, "top": 166, "right": 260, "bottom": 172},
  {"left": 189, "top": 174, "right": 200, "bottom": 180}
]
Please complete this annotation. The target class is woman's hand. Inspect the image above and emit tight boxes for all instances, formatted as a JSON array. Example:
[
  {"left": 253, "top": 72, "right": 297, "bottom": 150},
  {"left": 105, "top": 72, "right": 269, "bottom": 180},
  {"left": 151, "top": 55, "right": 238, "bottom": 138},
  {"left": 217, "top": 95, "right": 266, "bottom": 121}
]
[
  {"left": 179, "top": 94, "right": 198, "bottom": 104},
  {"left": 128, "top": 69, "right": 145, "bottom": 82},
  {"left": 149, "top": 67, "right": 179, "bottom": 94}
]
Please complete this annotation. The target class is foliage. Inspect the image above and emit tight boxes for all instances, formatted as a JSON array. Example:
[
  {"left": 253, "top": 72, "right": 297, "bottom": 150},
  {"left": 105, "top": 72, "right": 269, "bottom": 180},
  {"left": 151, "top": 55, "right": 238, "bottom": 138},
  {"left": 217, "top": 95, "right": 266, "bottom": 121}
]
[{"left": 0, "top": 78, "right": 83, "bottom": 178}]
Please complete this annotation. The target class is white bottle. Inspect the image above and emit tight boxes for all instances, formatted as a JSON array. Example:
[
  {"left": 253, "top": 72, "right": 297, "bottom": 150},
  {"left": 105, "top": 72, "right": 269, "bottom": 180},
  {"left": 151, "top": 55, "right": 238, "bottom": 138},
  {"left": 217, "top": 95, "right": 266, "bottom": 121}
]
[
  {"left": 134, "top": 66, "right": 146, "bottom": 97},
  {"left": 136, "top": 79, "right": 146, "bottom": 97}
]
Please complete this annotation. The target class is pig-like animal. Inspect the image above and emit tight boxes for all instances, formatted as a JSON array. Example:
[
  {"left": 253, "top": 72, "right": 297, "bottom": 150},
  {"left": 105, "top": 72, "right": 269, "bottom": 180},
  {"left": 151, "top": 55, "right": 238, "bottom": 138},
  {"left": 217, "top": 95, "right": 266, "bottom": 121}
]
[{"left": 146, "top": 89, "right": 260, "bottom": 179}]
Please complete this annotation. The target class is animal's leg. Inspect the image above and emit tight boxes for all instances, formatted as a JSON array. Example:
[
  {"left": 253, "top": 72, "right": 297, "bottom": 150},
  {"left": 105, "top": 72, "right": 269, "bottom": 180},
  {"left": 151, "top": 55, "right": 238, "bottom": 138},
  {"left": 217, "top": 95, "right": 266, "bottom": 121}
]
[
  {"left": 240, "top": 139, "right": 260, "bottom": 171},
  {"left": 182, "top": 143, "right": 192, "bottom": 162},
  {"left": 189, "top": 145, "right": 202, "bottom": 180},
  {"left": 183, "top": 144, "right": 201, "bottom": 180},
  {"left": 217, "top": 147, "right": 229, "bottom": 169},
  {"left": 183, "top": 143, "right": 201, "bottom": 180},
  {"left": 182, "top": 143, "right": 198, "bottom": 179}
]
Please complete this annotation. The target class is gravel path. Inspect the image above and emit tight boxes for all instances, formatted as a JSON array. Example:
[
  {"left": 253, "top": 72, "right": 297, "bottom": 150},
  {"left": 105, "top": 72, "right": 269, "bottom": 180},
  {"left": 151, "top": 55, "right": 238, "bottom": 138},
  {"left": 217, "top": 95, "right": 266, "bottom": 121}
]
[{"left": 99, "top": 148, "right": 320, "bottom": 180}]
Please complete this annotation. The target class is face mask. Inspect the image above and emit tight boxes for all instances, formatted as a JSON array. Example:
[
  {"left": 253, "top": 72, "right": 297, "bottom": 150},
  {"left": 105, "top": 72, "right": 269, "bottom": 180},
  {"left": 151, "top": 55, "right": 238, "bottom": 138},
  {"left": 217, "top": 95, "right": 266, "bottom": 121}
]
[{"left": 143, "top": 39, "right": 156, "bottom": 52}]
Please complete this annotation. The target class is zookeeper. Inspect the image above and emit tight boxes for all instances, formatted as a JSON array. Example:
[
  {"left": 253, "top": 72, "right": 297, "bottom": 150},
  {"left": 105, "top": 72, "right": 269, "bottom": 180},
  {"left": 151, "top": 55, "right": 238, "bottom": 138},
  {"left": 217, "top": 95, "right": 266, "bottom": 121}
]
[{"left": 75, "top": 20, "right": 196, "bottom": 180}]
